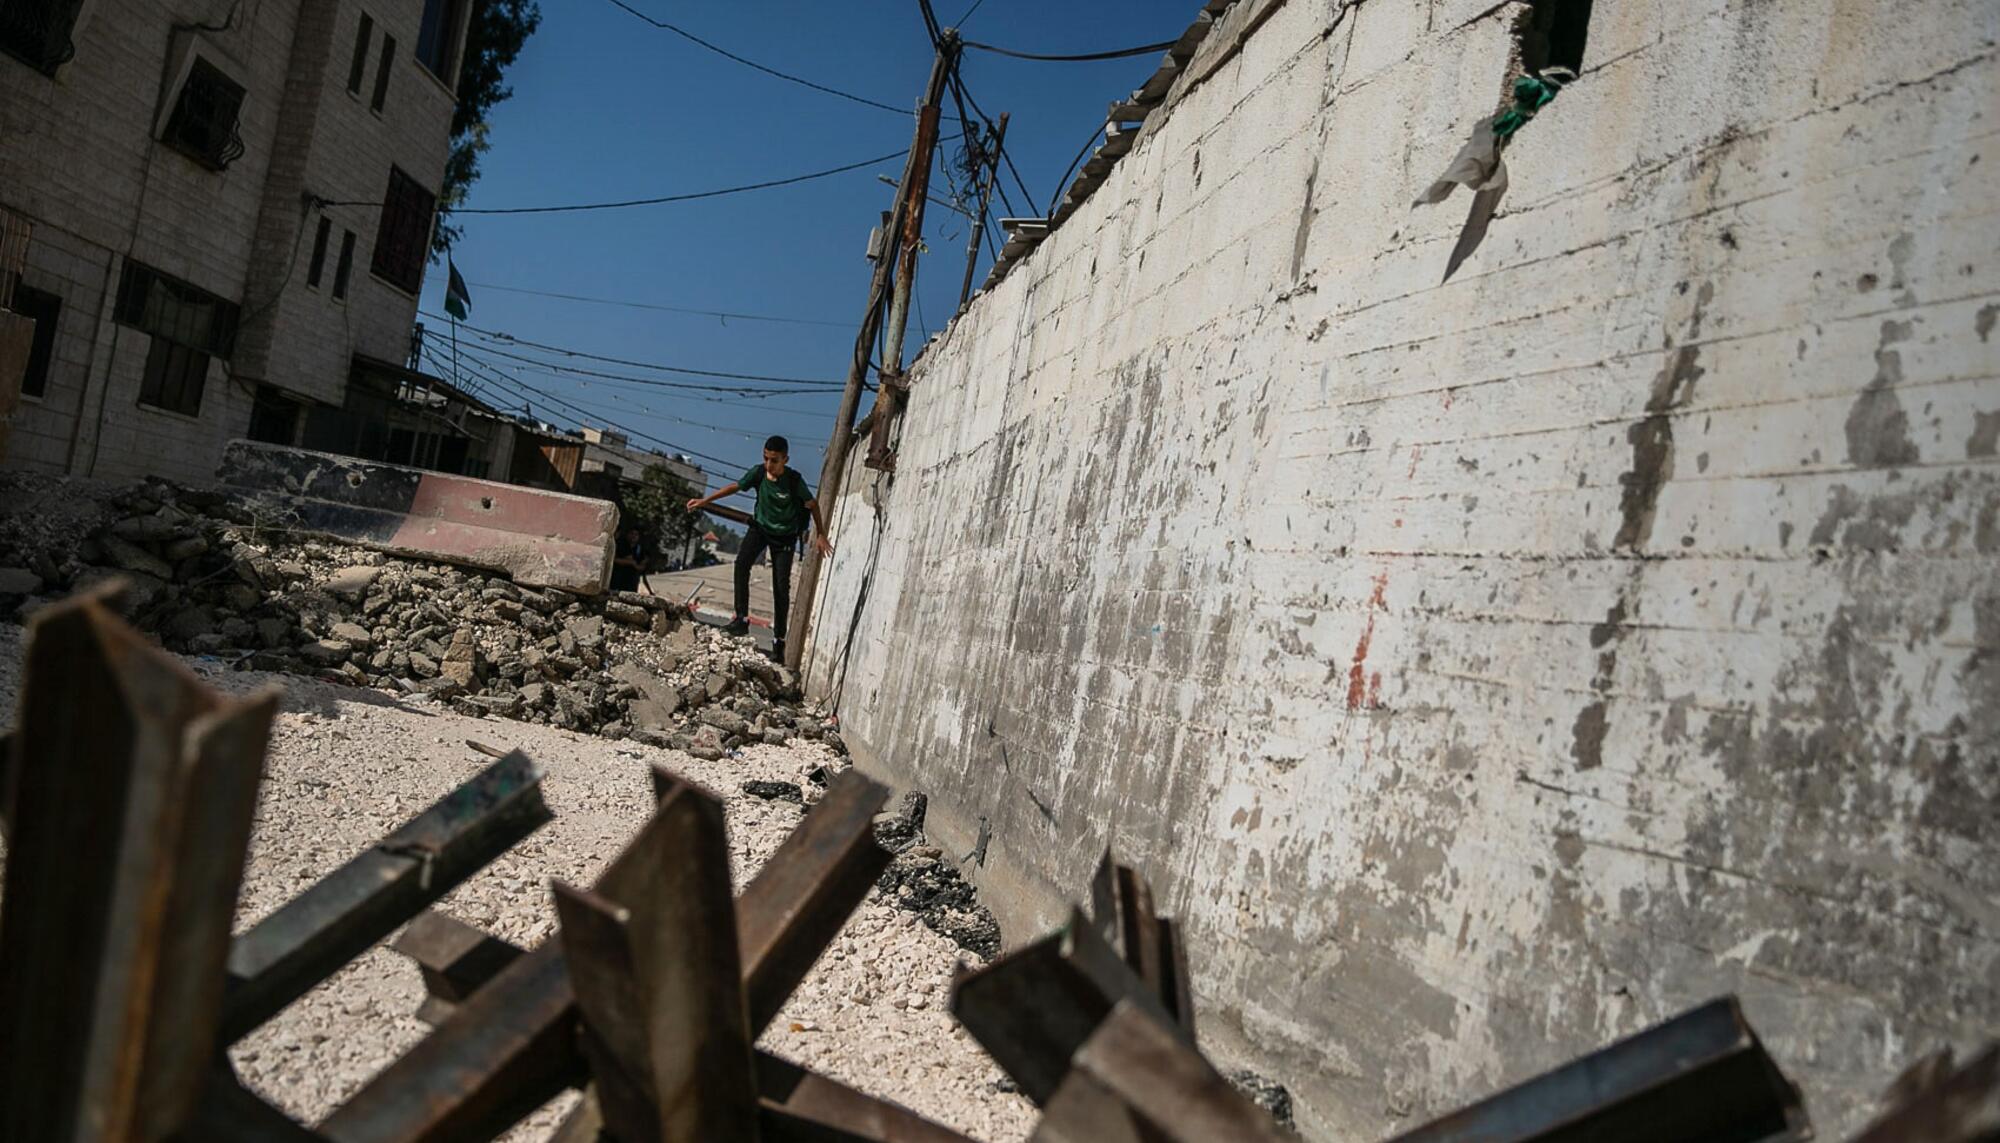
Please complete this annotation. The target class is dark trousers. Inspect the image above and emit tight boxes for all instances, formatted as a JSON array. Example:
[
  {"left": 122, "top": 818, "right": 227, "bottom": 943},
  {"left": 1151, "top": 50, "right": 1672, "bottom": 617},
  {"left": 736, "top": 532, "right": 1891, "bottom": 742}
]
[{"left": 734, "top": 524, "right": 796, "bottom": 640}]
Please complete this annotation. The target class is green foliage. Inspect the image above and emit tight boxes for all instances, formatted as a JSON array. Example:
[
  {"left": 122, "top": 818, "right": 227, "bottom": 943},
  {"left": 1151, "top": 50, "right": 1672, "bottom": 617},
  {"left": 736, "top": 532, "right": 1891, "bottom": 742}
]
[
  {"left": 623, "top": 466, "right": 700, "bottom": 564},
  {"left": 433, "top": 0, "right": 541, "bottom": 258}
]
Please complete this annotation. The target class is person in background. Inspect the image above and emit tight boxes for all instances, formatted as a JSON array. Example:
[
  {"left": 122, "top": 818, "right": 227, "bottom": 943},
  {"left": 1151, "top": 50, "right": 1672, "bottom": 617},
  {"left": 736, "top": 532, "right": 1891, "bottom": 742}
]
[
  {"left": 685, "top": 435, "right": 833, "bottom": 662},
  {"left": 610, "top": 526, "right": 645, "bottom": 593}
]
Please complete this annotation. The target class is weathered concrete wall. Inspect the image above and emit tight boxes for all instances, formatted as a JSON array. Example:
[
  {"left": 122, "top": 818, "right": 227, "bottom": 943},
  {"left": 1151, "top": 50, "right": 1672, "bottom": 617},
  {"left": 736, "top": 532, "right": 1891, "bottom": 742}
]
[{"left": 805, "top": 0, "right": 2000, "bottom": 1137}]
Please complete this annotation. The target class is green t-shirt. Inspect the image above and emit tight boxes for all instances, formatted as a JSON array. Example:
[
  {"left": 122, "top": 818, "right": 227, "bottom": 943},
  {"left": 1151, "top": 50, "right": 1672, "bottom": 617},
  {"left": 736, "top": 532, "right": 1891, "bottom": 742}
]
[{"left": 740, "top": 465, "right": 813, "bottom": 537}]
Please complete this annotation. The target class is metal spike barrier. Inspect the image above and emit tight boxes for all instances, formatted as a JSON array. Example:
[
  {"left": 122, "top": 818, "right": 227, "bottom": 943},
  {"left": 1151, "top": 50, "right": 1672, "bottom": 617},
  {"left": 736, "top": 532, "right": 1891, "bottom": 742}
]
[{"left": 0, "top": 587, "right": 1983, "bottom": 1141}]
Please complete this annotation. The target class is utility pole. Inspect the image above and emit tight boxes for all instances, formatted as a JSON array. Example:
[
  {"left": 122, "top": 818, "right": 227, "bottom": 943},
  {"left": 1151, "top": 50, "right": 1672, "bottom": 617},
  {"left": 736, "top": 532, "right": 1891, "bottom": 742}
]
[
  {"left": 959, "top": 112, "right": 1008, "bottom": 308},
  {"left": 784, "top": 32, "right": 959, "bottom": 674},
  {"left": 866, "top": 31, "right": 959, "bottom": 474}
]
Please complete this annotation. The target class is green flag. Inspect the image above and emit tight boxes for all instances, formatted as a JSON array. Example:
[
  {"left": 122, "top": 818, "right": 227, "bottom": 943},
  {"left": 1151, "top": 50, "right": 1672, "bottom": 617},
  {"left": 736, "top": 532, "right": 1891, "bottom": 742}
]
[{"left": 444, "top": 258, "right": 470, "bottom": 320}]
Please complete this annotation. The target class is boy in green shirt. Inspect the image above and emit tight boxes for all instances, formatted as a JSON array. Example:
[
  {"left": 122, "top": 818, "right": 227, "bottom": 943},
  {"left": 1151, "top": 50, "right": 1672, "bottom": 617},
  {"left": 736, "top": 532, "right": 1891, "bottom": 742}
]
[{"left": 685, "top": 436, "right": 832, "bottom": 659}]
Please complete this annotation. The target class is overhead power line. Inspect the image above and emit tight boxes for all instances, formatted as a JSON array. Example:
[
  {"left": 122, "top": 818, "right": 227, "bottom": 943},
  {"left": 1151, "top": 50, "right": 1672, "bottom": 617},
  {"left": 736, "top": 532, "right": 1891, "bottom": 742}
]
[
  {"left": 604, "top": 0, "right": 909, "bottom": 115},
  {"left": 315, "top": 147, "right": 916, "bottom": 215},
  {"left": 456, "top": 149, "right": 910, "bottom": 216},
  {"left": 464, "top": 282, "right": 852, "bottom": 328},
  {"left": 962, "top": 37, "right": 1177, "bottom": 62},
  {"left": 428, "top": 314, "right": 846, "bottom": 387}
]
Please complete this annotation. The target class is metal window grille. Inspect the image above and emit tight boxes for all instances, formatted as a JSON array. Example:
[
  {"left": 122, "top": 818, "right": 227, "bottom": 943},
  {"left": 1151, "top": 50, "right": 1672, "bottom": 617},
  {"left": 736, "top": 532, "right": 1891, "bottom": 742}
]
[
  {"left": 371, "top": 168, "right": 436, "bottom": 295},
  {"left": 0, "top": 0, "right": 83, "bottom": 74},
  {"left": 163, "top": 58, "right": 247, "bottom": 171},
  {"left": 113, "top": 261, "right": 240, "bottom": 359}
]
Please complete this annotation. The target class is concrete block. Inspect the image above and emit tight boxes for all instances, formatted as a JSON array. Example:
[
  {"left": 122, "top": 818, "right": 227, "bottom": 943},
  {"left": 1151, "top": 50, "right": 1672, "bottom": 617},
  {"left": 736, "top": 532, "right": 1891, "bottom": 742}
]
[{"left": 216, "top": 440, "right": 616, "bottom": 595}]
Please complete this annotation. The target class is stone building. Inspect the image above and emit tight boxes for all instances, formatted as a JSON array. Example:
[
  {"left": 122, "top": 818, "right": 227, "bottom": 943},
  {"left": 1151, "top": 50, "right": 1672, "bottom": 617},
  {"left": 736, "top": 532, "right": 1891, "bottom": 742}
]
[{"left": 0, "top": 0, "right": 471, "bottom": 485}]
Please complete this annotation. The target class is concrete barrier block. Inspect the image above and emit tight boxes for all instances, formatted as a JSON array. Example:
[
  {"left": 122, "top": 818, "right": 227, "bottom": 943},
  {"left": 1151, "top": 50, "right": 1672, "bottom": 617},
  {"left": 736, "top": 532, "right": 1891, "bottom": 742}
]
[{"left": 216, "top": 440, "right": 616, "bottom": 595}]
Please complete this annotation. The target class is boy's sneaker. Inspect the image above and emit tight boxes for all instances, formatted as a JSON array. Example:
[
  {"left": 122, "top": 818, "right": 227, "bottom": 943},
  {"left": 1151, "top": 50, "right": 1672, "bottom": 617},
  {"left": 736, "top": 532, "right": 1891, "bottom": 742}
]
[
  {"left": 722, "top": 617, "right": 750, "bottom": 637},
  {"left": 768, "top": 639, "right": 785, "bottom": 664}
]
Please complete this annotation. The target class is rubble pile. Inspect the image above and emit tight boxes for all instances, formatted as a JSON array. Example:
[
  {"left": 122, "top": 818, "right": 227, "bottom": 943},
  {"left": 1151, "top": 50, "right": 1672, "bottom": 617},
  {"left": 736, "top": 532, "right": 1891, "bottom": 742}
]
[{"left": 0, "top": 474, "right": 836, "bottom": 760}]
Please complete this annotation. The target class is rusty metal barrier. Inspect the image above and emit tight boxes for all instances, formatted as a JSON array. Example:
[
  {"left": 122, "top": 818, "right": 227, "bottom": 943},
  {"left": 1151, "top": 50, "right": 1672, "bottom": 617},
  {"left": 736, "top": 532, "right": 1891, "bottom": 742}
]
[{"left": 0, "top": 586, "right": 1987, "bottom": 1142}]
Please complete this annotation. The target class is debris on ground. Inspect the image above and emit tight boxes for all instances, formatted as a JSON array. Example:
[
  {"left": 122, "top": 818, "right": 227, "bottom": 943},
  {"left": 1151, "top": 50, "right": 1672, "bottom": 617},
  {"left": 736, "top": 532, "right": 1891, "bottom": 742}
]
[
  {"left": 1228, "top": 1069, "right": 1297, "bottom": 1131},
  {"left": 0, "top": 472, "right": 830, "bottom": 757}
]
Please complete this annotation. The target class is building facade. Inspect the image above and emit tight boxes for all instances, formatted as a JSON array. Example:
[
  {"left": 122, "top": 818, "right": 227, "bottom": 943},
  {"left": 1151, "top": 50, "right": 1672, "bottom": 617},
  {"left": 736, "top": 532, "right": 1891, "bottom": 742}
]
[{"left": 0, "top": 0, "right": 470, "bottom": 485}]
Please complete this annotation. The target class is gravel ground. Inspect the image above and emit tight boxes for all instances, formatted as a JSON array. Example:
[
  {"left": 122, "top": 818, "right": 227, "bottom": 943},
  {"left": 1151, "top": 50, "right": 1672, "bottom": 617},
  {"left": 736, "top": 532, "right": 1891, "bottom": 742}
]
[{"left": 0, "top": 621, "right": 1036, "bottom": 1141}]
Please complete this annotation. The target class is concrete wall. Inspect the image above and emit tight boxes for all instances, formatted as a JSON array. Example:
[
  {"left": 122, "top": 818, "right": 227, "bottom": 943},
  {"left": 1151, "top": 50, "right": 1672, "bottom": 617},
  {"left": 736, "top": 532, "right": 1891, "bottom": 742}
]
[
  {"left": 804, "top": 1, "right": 2000, "bottom": 1137},
  {"left": 0, "top": 0, "right": 463, "bottom": 484}
]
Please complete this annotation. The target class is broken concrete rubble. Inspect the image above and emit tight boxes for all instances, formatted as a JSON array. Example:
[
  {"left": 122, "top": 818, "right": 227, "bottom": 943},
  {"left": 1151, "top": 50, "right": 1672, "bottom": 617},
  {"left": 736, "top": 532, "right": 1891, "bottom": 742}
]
[{"left": 0, "top": 472, "right": 830, "bottom": 755}]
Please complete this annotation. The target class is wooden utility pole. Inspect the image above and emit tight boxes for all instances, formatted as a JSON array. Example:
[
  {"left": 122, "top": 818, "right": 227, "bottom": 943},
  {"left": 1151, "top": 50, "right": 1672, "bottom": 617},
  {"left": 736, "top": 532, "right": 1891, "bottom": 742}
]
[
  {"left": 785, "top": 34, "right": 958, "bottom": 674},
  {"left": 959, "top": 112, "right": 1008, "bottom": 308}
]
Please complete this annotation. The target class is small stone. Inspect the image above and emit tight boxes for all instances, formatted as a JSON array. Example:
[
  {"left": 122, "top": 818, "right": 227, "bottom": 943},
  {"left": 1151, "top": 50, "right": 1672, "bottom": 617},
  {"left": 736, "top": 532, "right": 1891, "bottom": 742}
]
[
  {"left": 163, "top": 535, "right": 210, "bottom": 561},
  {"left": 742, "top": 780, "right": 804, "bottom": 803},
  {"left": 325, "top": 566, "right": 381, "bottom": 601},
  {"left": 98, "top": 535, "right": 174, "bottom": 580},
  {"left": 0, "top": 567, "right": 43, "bottom": 595},
  {"left": 409, "top": 651, "right": 441, "bottom": 678},
  {"left": 256, "top": 617, "right": 291, "bottom": 648},
  {"left": 109, "top": 514, "right": 181, "bottom": 542},
  {"left": 603, "top": 600, "right": 649, "bottom": 627},
  {"left": 565, "top": 615, "right": 604, "bottom": 649},
  {"left": 519, "top": 682, "right": 549, "bottom": 708},
  {"left": 329, "top": 621, "right": 373, "bottom": 649},
  {"left": 705, "top": 672, "right": 732, "bottom": 702},
  {"left": 300, "top": 639, "right": 352, "bottom": 665},
  {"left": 698, "top": 707, "right": 750, "bottom": 738}
]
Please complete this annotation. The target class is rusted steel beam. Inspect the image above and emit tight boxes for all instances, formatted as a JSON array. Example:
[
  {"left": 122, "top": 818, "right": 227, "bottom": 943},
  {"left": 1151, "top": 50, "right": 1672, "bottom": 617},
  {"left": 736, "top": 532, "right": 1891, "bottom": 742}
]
[
  {"left": 756, "top": 1052, "right": 977, "bottom": 1143},
  {"left": 323, "top": 773, "right": 731, "bottom": 1142},
  {"left": 736, "top": 769, "right": 892, "bottom": 1033},
  {"left": 1385, "top": 997, "right": 1809, "bottom": 1143},
  {"left": 317, "top": 940, "right": 585, "bottom": 1143},
  {"left": 0, "top": 591, "right": 278, "bottom": 1143},
  {"left": 952, "top": 907, "right": 1191, "bottom": 1105},
  {"left": 222, "top": 750, "right": 551, "bottom": 1043},
  {"left": 1848, "top": 1045, "right": 2000, "bottom": 1142},
  {"left": 1088, "top": 853, "right": 1196, "bottom": 1040},
  {"left": 392, "top": 910, "right": 527, "bottom": 1026},
  {"left": 1032, "top": 1000, "right": 1289, "bottom": 1143},
  {"left": 554, "top": 776, "right": 761, "bottom": 1143}
]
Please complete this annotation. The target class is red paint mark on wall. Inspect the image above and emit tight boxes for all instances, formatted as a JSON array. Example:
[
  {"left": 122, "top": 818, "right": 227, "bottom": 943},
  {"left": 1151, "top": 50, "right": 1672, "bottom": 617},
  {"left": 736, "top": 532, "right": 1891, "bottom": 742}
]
[
  {"left": 1346, "top": 571, "right": 1391, "bottom": 710},
  {"left": 1442, "top": 388, "right": 1455, "bottom": 410},
  {"left": 1407, "top": 446, "right": 1424, "bottom": 480}
]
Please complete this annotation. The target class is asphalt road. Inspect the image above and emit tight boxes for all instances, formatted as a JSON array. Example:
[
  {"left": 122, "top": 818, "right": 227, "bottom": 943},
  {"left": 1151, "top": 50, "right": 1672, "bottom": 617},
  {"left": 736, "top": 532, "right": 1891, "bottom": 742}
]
[{"left": 644, "top": 558, "right": 804, "bottom": 653}]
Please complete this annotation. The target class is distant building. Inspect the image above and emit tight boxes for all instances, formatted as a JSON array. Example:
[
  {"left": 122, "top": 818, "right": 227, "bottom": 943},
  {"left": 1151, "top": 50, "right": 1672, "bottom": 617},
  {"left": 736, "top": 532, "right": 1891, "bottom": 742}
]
[
  {"left": 0, "top": 0, "right": 472, "bottom": 484},
  {"left": 578, "top": 426, "right": 706, "bottom": 567}
]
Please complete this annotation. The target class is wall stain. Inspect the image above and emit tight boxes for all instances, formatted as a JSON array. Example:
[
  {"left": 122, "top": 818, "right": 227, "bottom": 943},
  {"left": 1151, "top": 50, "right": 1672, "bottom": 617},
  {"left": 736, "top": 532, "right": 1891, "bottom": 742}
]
[
  {"left": 1844, "top": 319, "right": 1920, "bottom": 468},
  {"left": 1967, "top": 411, "right": 2000, "bottom": 459},
  {"left": 1978, "top": 302, "right": 1997, "bottom": 343},
  {"left": 1346, "top": 571, "right": 1390, "bottom": 710}
]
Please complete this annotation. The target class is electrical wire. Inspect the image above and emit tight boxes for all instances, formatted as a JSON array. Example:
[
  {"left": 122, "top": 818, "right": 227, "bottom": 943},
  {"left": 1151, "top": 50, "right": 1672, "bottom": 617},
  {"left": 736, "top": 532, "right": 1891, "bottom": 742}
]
[
  {"left": 440, "top": 344, "right": 767, "bottom": 492},
  {"left": 953, "top": 0, "right": 989, "bottom": 27},
  {"left": 316, "top": 147, "right": 913, "bottom": 215},
  {"left": 427, "top": 314, "right": 846, "bottom": 387},
  {"left": 962, "top": 37, "right": 1176, "bottom": 62},
  {"left": 604, "top": 0, "right": 909, "bottom": 115},
  {"left": 463, "top": 282, "right": 852, "bottom": 328},
  {"left": 1046, "top": 112, "right": 1114, "bottom": 217}
]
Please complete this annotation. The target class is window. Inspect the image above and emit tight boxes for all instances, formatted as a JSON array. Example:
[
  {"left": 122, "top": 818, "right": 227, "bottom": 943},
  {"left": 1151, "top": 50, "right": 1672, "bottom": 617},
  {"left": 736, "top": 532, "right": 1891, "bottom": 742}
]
[
  {"left": 306, "top": 217, "right": 332, "bottom": 288},
  {"left": 247, "top": 385, "right": 302, "bottom": 444},
  {"left": 139, "top": 339, "right": 209, "bottom": 416},
  {"left": 1522, "top": 0, "right": 1592, "bottom": 74},
  {"left": 414, "top": 0, "right": 462, "bottom": 80},
  {"left": 113, "top": 260, "right": 239, "bottom": 416},
  {"left": 332, "top": 230, "right": 357, "bottom": 299},
  {"left": 0, "top": 0, "right": 84, "bottom": 75},
  {"left": 162, "top": 58, "right": 246, "bottom": 171},
  {"left": 346, "top": 12, "right": 373, "bottom": 94},
  {"left": 371, "top": 33, "right": 395, "bottom": 112},
  {"left": 9, "top": 281, "right": 61, "bottom": 399},
  {"left": 371, "top": 167, "right": 435, "bottom": 294}
]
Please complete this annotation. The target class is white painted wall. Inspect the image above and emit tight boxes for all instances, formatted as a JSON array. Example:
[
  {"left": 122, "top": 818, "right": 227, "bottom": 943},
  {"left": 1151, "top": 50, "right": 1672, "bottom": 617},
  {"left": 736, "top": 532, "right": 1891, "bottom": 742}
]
[{"left": 805, "top": 1, "right": 2000, "bottom": 1137}]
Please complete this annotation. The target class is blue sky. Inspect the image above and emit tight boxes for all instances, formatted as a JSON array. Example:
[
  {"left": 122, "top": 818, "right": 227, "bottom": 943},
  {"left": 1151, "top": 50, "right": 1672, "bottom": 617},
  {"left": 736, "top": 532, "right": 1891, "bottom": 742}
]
[{"left": 414, "top": 0, "right": 1186, "bottom": 509}]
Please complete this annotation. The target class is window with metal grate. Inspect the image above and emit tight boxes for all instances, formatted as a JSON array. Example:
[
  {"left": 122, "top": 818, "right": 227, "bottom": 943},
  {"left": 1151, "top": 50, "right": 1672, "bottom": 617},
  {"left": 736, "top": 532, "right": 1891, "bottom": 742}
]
[
  {"left": 0, "top": 0, "right": 84, "bottom": 76},
  {"left": 372, "top": 167, "right": 437, "bottom": 295},
  {"left": 163, "top": 58, "right": 247, "bottom": 171}
]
